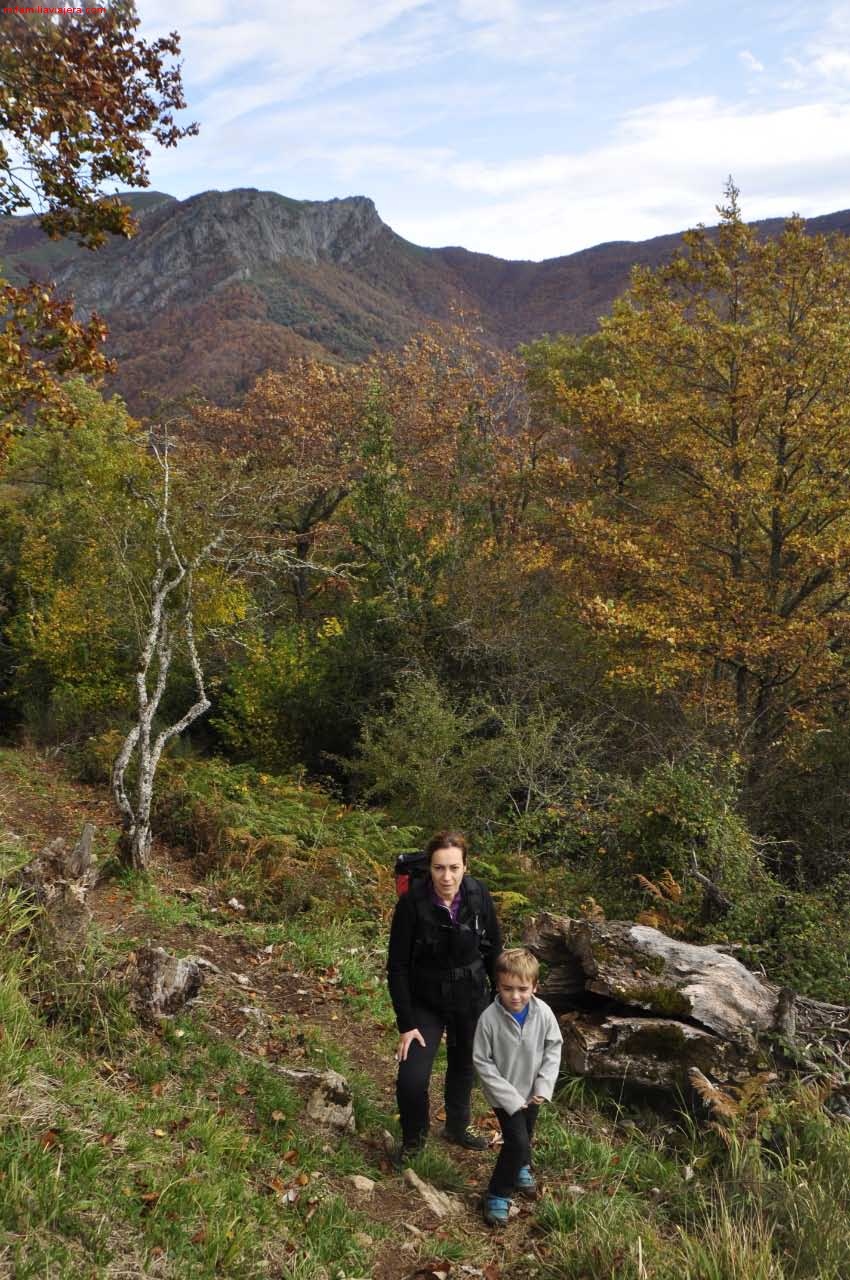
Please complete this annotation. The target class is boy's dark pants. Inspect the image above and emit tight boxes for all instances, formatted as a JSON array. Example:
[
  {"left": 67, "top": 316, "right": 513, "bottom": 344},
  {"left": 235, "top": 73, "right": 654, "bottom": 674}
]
[
  {"left": 396, "top": 1005, "right": 477, "bottom": 1146},
  {"left": 489, "top": 1103, "right": 539, "bottom": 1197}
]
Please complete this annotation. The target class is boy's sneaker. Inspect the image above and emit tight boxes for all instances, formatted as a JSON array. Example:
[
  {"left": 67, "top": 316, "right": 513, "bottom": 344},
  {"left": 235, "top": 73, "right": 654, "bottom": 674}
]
[
  {"left": 515, "top": 1165, "right": 537, "bottom": 1197},
  {"left": 442, "top": 1124, "right": 489, "bottom": 1150},
  {"left": 483, "top": 1194, "right": 511, "bottom": 1227}
]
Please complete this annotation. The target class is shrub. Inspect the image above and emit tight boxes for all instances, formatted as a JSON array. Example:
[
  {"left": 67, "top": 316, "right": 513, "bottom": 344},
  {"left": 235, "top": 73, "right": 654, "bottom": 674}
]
[{"left": 151, "top": 757, "right": 417, "bottom": 920}]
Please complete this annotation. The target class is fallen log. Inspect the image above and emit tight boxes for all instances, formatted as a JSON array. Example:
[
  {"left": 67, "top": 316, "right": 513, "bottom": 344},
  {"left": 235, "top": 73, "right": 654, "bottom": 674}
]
[
  {"left": 559, "top": 1013, "right": 754, "bottom": 1089},
  {"left": 524, "top": 912, "right": 850, "bottom": 1089}
]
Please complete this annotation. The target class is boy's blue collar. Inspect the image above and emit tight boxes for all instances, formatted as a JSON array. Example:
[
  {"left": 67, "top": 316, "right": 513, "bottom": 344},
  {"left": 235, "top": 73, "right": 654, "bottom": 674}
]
[{"left": 497, "top": 994, "right": 535, "bottom": 1015}]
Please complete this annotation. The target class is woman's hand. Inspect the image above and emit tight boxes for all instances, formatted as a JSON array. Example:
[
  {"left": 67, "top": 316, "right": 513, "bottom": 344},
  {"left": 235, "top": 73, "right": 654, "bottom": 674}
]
[
  {"left": 529, "top": 1095, "right": 546, "bottom": 1105},
  {"left": 396, "top": 1029, "right": 426, "bottom": 1062}
]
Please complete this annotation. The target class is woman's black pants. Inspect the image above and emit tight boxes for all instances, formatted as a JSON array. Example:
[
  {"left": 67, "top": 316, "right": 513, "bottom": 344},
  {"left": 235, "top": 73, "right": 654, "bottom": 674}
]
[
  {"left": 396, "top": 1005, "right": 477, "bottom": 1146},
  {"left": 488, "top": 1103, "right": 539, "bottom": 1196}
]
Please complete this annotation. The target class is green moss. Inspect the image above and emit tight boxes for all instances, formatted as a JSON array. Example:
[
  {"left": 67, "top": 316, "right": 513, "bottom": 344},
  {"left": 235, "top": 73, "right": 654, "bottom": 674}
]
[{"left": 618, "top": 982, "right": 690, "bottom": 1018}]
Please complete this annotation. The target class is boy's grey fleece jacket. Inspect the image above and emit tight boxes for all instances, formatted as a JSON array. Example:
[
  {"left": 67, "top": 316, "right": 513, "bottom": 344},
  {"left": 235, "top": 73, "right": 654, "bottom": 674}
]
[{"left": 473, "top": 995, "right": 563, "bottom": 1116}]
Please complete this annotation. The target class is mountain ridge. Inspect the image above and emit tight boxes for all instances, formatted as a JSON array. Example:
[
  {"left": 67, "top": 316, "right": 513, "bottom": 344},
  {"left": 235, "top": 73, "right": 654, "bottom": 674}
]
[{"left": 4, "top": 189, "right": 850, "bottom": 412}]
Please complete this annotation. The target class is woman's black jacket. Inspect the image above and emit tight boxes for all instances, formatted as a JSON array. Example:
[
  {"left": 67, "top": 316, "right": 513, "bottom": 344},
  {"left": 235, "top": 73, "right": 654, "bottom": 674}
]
[{"left": 387, "top": 875, "right": 502, "bottom": 1033}]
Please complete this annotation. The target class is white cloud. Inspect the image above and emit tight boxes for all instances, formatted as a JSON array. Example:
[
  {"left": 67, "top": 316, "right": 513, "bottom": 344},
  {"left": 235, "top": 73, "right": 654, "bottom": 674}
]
[
  {"left": 388, "top": 96, "right": 850, "bottom": 257},
  {"left": 810, "top": 50, "right": 850, "bottom": 79},
  {"left": 134, "top": 0, "right": 850, "bottom": 263},
  {"left": 139, "top": 0, "right": 436, "bottom": 94},
  {"left": 739, "top": 50, "right": 765, "bottom": 73}
]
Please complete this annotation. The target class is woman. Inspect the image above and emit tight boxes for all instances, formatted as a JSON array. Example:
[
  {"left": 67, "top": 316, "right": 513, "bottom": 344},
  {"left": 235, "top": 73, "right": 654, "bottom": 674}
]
[{"left": 387, "top": 830, "right": 502, "bottom": 1159}]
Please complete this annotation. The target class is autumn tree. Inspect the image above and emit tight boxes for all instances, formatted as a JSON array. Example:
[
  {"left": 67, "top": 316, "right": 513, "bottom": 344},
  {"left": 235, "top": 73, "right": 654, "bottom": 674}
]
[
  {"left": 375, "top": 323, "right": 549, "bottom": 553},
  {"left": 0, "top": 6, "right": 196, "bottom": 455},
  {"left": 549, "top": 184, "right": 850, "bottom": 779},
  {"left": 0, "top": 6, "right": 196, "bottom": 245},
  {"left": 0, "top": 383, "right": 151, "bottom": 728},
  {"left": 186, "top": 360, "right": 361, "bottom": 617}
]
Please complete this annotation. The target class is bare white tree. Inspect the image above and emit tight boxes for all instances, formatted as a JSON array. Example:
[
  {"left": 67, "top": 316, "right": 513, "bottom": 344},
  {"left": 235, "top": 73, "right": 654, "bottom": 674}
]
[
  {"left": 110, "top": 431, "right": 349, "bottom": 870},
  {"left": 111, "top": 435, "right": 223, "bottom": 869}
]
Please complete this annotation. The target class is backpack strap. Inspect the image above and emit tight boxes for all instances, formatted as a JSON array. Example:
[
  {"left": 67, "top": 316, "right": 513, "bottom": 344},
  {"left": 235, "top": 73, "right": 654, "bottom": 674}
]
[
  {"left": 409, "top": 876, "right": 438, "bottom": 947},
  {"left": 410, "top": 874, "right": 489, "bottom": 948},
  {"left": 462, "top": 875, "right": 486, "bottom": 936}
]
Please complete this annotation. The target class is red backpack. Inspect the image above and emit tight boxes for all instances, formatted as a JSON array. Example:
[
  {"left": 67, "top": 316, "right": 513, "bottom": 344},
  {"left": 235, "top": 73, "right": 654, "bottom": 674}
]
[{"left": 394, "top": 850, "right": 429, "bottom": 896}]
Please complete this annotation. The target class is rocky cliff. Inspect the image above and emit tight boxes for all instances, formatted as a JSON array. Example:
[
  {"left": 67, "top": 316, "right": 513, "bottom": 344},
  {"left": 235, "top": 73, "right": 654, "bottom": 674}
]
[{"left": 51, "top": 190, "right": 390, "bottom": 316}]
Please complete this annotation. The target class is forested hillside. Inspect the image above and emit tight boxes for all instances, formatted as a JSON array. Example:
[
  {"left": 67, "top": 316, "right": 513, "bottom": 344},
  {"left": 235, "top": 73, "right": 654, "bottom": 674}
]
[
  {"left": 4, "top": 9, "right": 850, "bottom": 1279},
  {"left": 5, "top": 184, "right": 850, "bottom": 413}
]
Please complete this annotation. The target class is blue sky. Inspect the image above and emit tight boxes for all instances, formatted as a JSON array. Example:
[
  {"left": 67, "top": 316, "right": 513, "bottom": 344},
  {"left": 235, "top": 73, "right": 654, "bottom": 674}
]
[{"left": 136, "top": 0, "right": 850, "bottom": 261}]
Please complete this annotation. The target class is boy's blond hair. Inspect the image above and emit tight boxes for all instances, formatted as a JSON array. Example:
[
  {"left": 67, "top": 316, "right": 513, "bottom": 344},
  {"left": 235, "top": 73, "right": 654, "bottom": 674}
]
[{"left": 495, "top": 947, "right": 539, "bottom": 984}]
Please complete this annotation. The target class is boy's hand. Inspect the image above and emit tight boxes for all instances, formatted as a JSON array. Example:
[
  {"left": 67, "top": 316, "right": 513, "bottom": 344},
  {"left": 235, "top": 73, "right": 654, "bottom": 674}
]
[
  {"left": 396, "top": 1029, "right": 426, "bottom": 1062},
  {"left": 529, "top": 1095, "right": 546, "bottom": 1104}
]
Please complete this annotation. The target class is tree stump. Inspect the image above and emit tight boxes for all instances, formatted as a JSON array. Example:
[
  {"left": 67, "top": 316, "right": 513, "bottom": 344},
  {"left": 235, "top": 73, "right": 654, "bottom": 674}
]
[
  {"left": 124, "top": 945, "right": 205, "bottom": 1020},
  {"left": 7, "top": 824, "right": 98, "bottom": 954}
]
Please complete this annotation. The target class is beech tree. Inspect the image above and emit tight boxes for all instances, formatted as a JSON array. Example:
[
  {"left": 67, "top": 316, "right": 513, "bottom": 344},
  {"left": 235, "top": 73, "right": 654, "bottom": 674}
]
[{"left": 550, "top": 185, "right": 850, "bottom": 776}]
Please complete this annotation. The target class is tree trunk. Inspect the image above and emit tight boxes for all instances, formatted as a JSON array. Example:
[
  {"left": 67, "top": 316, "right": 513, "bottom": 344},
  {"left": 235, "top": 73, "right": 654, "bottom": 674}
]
[{"left": 524, "top": 912, "right": 850, "bottom": 1090}]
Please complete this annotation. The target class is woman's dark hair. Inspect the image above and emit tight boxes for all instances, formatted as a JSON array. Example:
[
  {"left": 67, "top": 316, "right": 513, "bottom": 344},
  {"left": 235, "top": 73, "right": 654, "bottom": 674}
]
[{"left": 425, "top": 831, "right": 469, "bottom": 865}]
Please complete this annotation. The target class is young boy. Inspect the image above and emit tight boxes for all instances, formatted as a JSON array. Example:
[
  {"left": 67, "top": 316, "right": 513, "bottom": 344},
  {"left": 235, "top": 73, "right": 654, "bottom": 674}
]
[{"left": 472, "top": 947, "right": 563, "bottom": 1226}]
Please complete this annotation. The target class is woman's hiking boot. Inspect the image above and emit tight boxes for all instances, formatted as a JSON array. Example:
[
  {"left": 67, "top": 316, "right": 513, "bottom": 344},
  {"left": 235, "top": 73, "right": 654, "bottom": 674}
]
[
  {"left": 390, "top": 1134, "right": 426, "bottom": 1170},
  {"left": 515, "top": 1165, "right": 537, "bottom": 1197},
  {"left": 442, "top": 1124, "right": 489, "bottom": 1150},
  {"left": 483, "top": 1194, "right": 511, "bottom": 1226}
]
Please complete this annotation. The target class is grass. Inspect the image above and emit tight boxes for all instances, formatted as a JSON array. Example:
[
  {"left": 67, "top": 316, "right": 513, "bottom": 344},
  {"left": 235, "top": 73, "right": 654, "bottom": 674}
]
[
  {"left": 4, "top": 746, "right": 850, "bottom": 1278},
  {"left": 0, "top": 969, "right": 397, "bottom": 1279}
]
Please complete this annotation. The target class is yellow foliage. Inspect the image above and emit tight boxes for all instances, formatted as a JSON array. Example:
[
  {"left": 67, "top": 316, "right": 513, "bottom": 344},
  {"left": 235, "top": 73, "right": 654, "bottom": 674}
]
[{"left": 547, "top": 188, "right": 850, "bottom": 760}]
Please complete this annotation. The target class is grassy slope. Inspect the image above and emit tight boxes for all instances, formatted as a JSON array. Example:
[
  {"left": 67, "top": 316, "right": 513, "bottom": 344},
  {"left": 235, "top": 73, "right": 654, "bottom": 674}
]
[{"left": 1, "top": 747, "right": 850, "bottom": 1280}]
